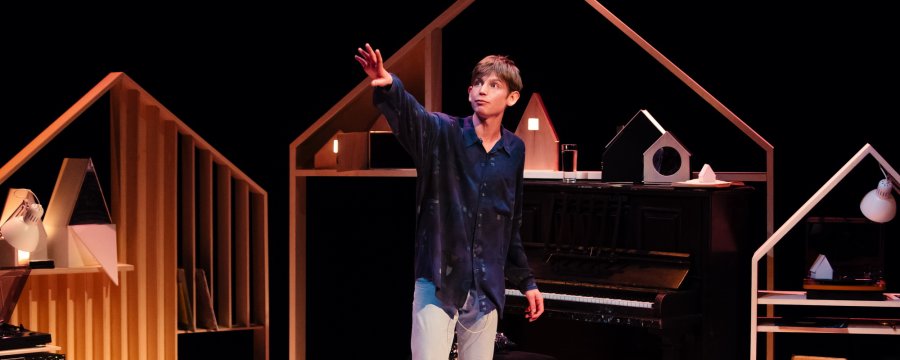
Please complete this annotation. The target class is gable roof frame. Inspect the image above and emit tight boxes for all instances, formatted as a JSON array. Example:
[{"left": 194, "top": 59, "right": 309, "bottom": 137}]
[{"left": 289, "top": 2, "right": 776, "bottom": 358}]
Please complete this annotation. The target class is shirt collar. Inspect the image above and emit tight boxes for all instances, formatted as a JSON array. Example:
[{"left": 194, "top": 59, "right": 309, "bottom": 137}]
[{"left": 462, "top": 117, "right": 512, "bottom": 156}]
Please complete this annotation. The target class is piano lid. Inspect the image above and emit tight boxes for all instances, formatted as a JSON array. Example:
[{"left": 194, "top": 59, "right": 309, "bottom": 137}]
[{"left": 537, "top": 248, "right": 691, "bottom": 290}]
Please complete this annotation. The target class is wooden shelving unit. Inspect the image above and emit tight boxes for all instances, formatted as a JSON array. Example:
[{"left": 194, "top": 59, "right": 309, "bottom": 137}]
[
  {"left": 749, "top": 144, "right": 900, "bottom": 359},
  {"left": 2, "top": 72, "right": 269, "bottom": 360},
  {"left": 756, "top": 290, "right": 900, "bottom": 335}
]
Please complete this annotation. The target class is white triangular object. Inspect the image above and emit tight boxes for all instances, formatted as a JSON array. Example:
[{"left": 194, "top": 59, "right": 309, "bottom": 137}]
[
  {"left": 68, "top": 224, "right": 118, "bottom": 285},
  {"left": 698, "top": 164, "right": 717, "bottom": 183}
]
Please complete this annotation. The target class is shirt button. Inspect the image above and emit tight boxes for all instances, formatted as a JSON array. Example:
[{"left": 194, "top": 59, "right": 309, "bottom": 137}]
[{"left": 481, "top": 193, "right": 485, "bottom": 197}]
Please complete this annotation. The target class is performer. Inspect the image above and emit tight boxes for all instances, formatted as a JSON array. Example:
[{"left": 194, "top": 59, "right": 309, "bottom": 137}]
[{"left": 355, "top": 43, "right": 544, "bottom": 360}]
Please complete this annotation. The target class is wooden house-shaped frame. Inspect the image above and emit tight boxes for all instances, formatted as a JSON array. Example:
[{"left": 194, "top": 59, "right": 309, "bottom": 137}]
[
  {"left": 750, "top": 143, "right": 900, "bottom": 359},
  {"left": 289, "top": 1, "right": 774, "bottom": 358}
]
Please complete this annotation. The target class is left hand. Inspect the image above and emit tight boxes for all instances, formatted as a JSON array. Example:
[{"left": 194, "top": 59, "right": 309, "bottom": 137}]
[
  {"left": 354, "top": 43, "right": 392, "bottom": 87},
  {"left": 524, "top": 289, "right": 544, "bottom": 322}
]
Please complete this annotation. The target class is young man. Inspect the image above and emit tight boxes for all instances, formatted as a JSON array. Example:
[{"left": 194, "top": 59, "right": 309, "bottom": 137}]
[{"left": 356, "top": 43, "right": 543, "bottom": 360}]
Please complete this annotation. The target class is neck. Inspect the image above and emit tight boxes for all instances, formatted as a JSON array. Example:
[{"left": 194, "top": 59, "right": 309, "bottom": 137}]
[
  {"left": 473, "top": 114, "right": 503, "bottom": 152},
  {"left": 473, "top": 114, "right": 502, "bottom": 143}
]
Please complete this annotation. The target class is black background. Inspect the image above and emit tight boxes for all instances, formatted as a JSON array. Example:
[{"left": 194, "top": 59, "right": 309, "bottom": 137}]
[{"left": 4, "top": 1, "right": 899, "bottom": 359}]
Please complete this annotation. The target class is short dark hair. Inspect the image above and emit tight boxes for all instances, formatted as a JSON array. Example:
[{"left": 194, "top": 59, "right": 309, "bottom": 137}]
[{"left": 471, "top": 55, "right": 522, "bottom": 93}]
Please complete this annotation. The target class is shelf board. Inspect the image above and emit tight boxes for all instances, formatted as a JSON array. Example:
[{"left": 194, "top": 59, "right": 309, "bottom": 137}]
[
  {"left": 757, "top": 290, "right": 900, "bottom": 307},
  {"left": 295, "top": 169, "right": 417, "bottom": 177},
  {"left": 524, "top": 170, "right": 602, "bottom": 180},
  {"left": 30, "top": 263, "right": 135, "bottom": 275},
  {"left": 757, "top": 318, "right": 900, "bottom": 335},
  {"left": 177, "top": 324, "right": 266, "bottom": 334},
  {"left": 294, "top": 168, "right": 604, "bottom": 179}
]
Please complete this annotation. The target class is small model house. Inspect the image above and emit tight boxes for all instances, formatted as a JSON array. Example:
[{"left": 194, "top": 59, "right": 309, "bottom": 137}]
[
  {"left": 514, "top": 92, "right": 560, "bottom": 171},
  {"left": 643, "top": 131, "right": 690, "bottom": 183},
  {"left": 602, "top": 109, "right": 666, "bottom": 183}
]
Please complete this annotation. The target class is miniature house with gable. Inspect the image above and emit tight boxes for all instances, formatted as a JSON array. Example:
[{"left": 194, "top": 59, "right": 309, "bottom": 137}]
[
  {"left": 513, "top": 92, "right": 559, "bottom": 171},
  {"left": 642, "top": 131, "right": 690, "bottom": 184},
  {"left": 603, "top": 109, "right": 680, "bottom": 183}
]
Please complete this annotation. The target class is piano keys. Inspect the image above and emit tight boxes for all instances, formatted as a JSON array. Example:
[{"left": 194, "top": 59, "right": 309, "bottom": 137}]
[
  {"left": 504, "top": 250, "right": 700, "bottom": 330},
  {"left": 507, "top": 288, "right": 654, "bottom": 310}
]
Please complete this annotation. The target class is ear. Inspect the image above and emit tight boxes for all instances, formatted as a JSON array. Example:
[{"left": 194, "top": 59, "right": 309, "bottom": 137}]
[
  {"left": 468, "top": 85, "right": 473, "bottom": 102},
  {"left": 506, "top": 91, "right": 520, "bottom": 107}
]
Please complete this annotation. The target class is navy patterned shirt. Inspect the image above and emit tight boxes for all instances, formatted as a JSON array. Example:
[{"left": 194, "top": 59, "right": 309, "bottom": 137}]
[{"left": 374, "top": 74, "right": 537, "bottom": 317}]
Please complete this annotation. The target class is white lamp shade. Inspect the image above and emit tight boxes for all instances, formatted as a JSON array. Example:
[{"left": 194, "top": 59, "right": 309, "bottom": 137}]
[
  {"left": 1, "top": 215, "right": 40, "bottom": 252},
  {"left": 860, "top": 179, "right": 896, "bottom": 223},
  {"left": 0, "top": 201, "right": 43, "bottom": 252}
]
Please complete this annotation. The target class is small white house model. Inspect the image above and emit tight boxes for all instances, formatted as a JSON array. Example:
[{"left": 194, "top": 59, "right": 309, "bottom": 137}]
[{"left": 642, "top": 131, "right": 690, "bottom": 183}]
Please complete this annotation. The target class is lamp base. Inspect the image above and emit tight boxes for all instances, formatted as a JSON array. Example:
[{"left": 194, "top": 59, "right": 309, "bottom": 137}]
[{"left": 28, "top": 259, "right": 54, "bottom": 269}]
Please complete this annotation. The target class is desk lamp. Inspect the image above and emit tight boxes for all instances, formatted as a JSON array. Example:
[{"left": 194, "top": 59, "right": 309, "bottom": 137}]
[
  {"left": 0, "top": 190, "right": 45, "bottom": 265},
  {"left": 860, "top": 168, "right": 898, "bottom": 223}
]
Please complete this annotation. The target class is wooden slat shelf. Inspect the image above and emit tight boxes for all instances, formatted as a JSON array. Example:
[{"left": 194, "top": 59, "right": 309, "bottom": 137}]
[{"left": 3, "top": 72, "right": 269, "bottom": 360}]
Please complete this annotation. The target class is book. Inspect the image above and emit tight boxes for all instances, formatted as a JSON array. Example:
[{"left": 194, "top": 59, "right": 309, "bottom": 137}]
[
  {"left": 177, "top": 268, "right": 195, "bottom": 331},
  {"left": 195, "top": 269, "right": 218, "bottom": 330}
]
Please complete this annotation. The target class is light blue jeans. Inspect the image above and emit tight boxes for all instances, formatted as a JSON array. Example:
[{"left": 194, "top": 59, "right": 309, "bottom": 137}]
[{"left": 411, "top": 278, "right": 498, "bottom": 360}]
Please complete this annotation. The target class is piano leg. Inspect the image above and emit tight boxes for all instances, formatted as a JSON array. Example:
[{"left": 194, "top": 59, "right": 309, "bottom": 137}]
[
  {"left": 659, "top": 332, "right": 681, "bottom": 360},
  {"left": 657, "top": 327, "right": 698, "bottom": 360}
]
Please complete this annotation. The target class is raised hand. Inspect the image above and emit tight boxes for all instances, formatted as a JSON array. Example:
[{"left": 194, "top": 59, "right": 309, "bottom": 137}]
[{"left": 355, "top": 43, "right": 392, "bottom": 87}]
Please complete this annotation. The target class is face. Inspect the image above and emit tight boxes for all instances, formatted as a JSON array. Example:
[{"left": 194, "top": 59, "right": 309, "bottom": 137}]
[{"left": 468, "top": 72, "right": 520, "bottom": 120}]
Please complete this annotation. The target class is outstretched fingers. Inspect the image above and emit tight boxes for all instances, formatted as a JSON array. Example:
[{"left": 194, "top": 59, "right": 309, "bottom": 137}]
[
  {"left": 355, "top": 43, "right": 392, "bottom": 87},
  {"left": 355, "top": 44, "right": 381, "bottom": 71},
  {"left": 375, "top": 48, "right": 383, "bottom": 68}
]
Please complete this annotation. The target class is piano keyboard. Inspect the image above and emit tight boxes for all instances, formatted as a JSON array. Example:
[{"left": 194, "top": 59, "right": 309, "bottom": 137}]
[{"left": 505, "top": 288, "right": 653, "bottom": 309}]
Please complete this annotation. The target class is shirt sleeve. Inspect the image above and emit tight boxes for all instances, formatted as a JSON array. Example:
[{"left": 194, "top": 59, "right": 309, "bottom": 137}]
[
  {"left": 505, "top": 155, "right": 538, "bottom": 292},
  {"left": 373, "top": 74, "right": 441, "bottom": 168}
]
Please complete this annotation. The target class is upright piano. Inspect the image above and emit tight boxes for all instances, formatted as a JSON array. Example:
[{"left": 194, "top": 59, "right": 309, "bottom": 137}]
[{"left": 504, "top": 181, "right": 759, "bottom": 360}]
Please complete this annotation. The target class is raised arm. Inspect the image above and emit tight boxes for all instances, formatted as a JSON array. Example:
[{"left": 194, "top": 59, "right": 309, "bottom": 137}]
[{"left": 355, "top": 43, "right": 393, "bottom": 88}]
